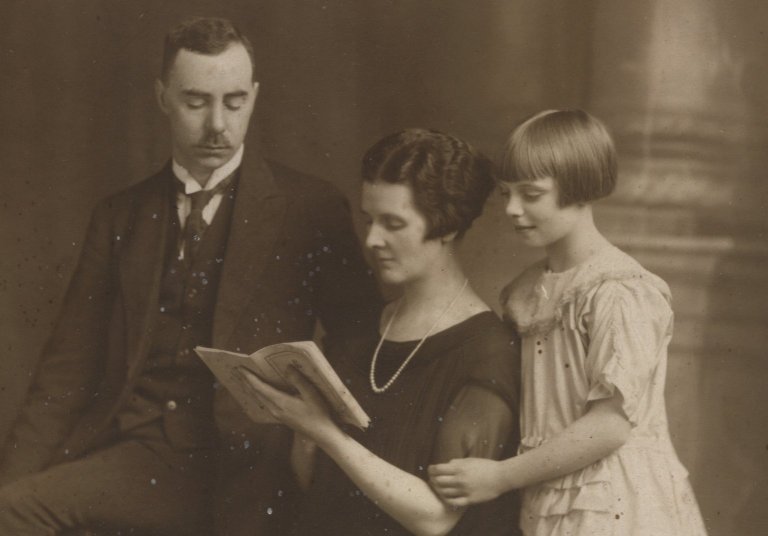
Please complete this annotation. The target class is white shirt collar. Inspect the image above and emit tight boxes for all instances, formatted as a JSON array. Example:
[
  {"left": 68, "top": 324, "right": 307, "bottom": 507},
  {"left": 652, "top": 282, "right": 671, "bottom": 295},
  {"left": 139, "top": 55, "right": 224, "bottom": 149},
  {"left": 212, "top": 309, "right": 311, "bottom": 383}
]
[{"left": 172, "top": 144, "right": 244, "bottom": 194}]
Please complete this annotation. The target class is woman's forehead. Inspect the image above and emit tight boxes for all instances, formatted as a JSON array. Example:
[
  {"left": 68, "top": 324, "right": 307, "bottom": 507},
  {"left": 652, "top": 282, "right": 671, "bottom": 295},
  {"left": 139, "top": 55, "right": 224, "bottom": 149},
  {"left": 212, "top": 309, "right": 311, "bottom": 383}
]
[{"left": 361, "top": 181, "right": 417, "bottom": 210}]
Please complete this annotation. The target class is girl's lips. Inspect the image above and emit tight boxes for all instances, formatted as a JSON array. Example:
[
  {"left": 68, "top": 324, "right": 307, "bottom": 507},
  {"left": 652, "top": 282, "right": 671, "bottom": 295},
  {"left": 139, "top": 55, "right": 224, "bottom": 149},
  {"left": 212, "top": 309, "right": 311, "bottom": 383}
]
[{"left": 514, "top": 225, "right": 536, "bottom": 231}]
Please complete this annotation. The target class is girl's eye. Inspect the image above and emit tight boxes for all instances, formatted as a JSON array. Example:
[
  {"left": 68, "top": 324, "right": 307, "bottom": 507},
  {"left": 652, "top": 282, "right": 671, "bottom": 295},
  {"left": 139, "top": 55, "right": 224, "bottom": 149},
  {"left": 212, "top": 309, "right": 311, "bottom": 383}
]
[
  {"left": 522, "top": 191, "right": 543, "bottom": 202},
  {"left": 186, "top": 100, "right": 205, "bottom": 110}
]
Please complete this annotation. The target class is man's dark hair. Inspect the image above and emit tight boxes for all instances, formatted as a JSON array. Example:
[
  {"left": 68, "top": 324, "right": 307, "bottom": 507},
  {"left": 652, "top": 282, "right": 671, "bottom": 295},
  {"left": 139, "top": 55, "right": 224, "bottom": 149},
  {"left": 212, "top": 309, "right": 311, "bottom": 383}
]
[
  {"left": 161, "top": 17, "right": 257, "bottom": 82},
  {"left": 362, "top": 129, "right": 495, "bottom": 240}
]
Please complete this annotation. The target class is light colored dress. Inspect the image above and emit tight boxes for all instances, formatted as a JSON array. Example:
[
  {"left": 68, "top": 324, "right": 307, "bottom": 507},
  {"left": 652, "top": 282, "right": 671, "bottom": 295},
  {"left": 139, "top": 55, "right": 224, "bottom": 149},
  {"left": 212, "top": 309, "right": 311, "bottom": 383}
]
[{"left": 501, "top": 245, "right": 707, "bottom": 536}]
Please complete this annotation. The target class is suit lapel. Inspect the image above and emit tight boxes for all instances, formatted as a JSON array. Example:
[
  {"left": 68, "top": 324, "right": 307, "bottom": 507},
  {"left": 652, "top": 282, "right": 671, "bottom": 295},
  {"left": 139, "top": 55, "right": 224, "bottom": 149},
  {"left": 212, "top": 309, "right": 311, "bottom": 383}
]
[
  {"left": 214, "top": 152, "right": 287, "bottom": 346},
  {"left": 120, "top": 168, "right": 172, "bottom": 372}
]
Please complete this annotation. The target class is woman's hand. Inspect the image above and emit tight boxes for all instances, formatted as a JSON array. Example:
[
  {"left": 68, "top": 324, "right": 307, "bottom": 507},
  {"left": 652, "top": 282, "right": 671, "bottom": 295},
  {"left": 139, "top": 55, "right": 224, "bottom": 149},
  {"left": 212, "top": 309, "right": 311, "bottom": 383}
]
[
  {"left": 428, "top": 458, "right": 506, "bottom": 507},
  {"left": 235, "top": 366, "right": 340, "bottom": 445}
]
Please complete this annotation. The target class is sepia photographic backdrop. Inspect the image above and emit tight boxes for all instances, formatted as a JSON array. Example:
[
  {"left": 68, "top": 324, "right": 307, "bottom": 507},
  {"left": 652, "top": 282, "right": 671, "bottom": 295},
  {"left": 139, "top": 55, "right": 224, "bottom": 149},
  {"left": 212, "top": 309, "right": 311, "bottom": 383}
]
[{"left": 1, "top": 1, "right": 766, "bottom": 534}]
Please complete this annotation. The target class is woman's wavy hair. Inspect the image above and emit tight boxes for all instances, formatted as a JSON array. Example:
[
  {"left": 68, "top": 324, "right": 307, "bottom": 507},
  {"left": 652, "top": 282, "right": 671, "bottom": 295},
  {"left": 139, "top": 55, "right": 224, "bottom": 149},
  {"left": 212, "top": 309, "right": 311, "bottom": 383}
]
[{"left": 361, "top": 129, "right": 495, "bottom": 240}]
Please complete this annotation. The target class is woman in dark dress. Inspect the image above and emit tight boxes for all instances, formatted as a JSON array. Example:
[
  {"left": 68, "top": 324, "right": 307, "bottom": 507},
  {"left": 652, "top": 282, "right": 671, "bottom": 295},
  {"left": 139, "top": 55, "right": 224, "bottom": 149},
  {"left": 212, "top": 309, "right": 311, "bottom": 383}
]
[{"left": 240, "top": 129, "right": 522, "bottom": 535}]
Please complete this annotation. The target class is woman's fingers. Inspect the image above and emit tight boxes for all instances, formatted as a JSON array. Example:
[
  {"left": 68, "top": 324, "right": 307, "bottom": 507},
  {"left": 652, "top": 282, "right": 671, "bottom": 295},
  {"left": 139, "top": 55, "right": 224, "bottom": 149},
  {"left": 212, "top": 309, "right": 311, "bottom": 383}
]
[
  {"left": 238, "top": 368, "right": 287, "bottom": 409},
  {"left": 285, "top": 365, "right": 328, "bottom": 409},
  {"left": 285, "top": 366, "right": 318, "bottom": 395}
]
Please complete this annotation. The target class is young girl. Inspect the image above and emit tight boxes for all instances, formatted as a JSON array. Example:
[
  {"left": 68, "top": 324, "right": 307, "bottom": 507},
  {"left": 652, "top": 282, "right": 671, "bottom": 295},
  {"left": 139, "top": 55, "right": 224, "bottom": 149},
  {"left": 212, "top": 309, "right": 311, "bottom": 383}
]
[{"left": 429, "top": 110, "right": 708, "bottom": 535}]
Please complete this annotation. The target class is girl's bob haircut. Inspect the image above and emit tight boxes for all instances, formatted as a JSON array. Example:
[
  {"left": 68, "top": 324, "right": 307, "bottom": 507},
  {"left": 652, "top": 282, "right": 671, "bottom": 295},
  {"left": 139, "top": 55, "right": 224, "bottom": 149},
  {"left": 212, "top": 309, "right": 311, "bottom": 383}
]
[{"left": 500, "top": 109, "right": 617, "bottom": 206}]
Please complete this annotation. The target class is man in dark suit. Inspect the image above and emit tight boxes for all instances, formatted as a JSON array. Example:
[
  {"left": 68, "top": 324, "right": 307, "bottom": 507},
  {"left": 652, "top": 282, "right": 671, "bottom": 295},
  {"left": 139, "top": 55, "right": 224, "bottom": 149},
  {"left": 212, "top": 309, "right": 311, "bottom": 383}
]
[{"left": 0, "top": 17, "right": 380, "bottom": 535}]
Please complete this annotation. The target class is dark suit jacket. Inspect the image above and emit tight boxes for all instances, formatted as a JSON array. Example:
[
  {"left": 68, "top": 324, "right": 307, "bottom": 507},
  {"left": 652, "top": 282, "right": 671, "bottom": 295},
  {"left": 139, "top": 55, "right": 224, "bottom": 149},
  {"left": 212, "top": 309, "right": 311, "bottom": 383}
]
[{"left": 0, "top": 145, "right": 381, "bottom": 531}]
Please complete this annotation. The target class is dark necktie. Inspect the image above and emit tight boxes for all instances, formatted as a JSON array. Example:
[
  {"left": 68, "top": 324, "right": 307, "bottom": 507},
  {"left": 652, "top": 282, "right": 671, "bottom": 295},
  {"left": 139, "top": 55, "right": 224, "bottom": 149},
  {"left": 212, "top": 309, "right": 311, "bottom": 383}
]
[{"left": 179, "top": 174, "right": 234, "bottom": 263}]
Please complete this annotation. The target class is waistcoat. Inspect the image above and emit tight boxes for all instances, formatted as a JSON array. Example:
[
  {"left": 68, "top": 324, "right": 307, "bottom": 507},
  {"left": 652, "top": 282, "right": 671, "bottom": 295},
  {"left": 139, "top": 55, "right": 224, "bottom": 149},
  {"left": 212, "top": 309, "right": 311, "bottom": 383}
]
[{"left": 115, "top": 174, "right": 238, "bottom": 450}]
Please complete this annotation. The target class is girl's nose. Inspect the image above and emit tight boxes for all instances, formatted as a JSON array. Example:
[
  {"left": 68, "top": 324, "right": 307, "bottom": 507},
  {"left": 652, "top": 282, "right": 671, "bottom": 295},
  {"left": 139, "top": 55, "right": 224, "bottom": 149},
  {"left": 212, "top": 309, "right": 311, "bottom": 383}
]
[{"left": 505, "top": 193, "right": 524, "bottom": 217}]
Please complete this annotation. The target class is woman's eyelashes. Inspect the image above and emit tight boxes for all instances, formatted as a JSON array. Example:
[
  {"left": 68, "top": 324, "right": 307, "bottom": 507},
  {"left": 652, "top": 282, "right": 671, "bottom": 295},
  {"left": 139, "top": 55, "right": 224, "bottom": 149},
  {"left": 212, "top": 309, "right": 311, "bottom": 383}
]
[
  {"left": 381, "top": 216, "right": 406, "bottom": 231},
  {"left": 362, "top": 215, "right": 406, "bottom": 232}
]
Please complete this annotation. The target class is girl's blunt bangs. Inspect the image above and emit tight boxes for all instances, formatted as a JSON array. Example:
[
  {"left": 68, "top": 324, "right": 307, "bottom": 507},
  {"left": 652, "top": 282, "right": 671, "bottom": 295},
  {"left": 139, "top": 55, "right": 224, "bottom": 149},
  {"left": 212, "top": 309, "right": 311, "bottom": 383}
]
[
  {"left": 500, "top": 116, "right": 562, "bottom": 184},
  {"left": 500, "top": 109, "right": 617, "bottom": 205}
]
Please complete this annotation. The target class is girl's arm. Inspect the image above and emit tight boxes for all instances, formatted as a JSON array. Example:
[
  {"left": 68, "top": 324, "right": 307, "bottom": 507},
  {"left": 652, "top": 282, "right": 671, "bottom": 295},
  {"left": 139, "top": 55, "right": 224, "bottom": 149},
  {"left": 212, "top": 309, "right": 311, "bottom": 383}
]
[
  {"left": 429, "top": 393, "right": 630, "bottom": 506},
  {"left": 431, "top": 280, "right": 669, "bottom": 507},
  {"left": 237, "top": 367, "right": 464, "bottom": 536}
]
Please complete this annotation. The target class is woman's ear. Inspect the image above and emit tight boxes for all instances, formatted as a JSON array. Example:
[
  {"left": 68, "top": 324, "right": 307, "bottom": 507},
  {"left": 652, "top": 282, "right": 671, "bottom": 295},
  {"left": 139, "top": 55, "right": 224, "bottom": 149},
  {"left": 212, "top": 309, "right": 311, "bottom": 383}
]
[{"left": 440, "top": 231, "right": 459, "bottom": 244}]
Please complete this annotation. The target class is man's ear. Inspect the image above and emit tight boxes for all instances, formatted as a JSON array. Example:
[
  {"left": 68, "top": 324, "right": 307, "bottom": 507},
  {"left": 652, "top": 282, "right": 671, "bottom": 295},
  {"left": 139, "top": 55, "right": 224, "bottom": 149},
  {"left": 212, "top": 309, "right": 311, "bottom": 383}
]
[{"left": 155, "top": 79, "right": 169, "bottom": 114}]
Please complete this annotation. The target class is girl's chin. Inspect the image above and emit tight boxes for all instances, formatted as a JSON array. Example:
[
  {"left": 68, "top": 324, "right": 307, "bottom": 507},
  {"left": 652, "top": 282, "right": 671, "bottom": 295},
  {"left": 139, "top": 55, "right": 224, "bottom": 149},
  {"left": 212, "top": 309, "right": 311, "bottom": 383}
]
[
  {"left": 378, "top": 273, "right": 404, "bottom": 285},
  {"left": 516, "top": 234, "right": 541, "bottom": 246}
]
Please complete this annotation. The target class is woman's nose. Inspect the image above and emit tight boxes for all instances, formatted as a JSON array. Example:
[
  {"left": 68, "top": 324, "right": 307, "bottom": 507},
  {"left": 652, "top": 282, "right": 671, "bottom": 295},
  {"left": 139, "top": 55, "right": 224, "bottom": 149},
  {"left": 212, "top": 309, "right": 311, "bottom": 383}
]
[{"left": 365, "top": 224, "right": 384, "bottom": 249}]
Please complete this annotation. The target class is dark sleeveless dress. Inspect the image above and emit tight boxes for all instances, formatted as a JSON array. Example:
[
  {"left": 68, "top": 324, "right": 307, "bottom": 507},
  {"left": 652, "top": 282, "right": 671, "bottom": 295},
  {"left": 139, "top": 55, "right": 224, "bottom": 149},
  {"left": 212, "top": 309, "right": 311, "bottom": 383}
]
[{"left": 294, "top": 311, "right": 523, "bottom": 535}]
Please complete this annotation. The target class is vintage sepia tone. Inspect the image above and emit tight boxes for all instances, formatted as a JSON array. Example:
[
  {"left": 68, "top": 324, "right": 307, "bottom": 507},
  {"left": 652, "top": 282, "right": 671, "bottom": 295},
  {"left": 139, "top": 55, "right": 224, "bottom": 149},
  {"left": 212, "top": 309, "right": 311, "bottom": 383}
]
[{"left": 0, "top": 1, "right": 766, "bottom": 535}]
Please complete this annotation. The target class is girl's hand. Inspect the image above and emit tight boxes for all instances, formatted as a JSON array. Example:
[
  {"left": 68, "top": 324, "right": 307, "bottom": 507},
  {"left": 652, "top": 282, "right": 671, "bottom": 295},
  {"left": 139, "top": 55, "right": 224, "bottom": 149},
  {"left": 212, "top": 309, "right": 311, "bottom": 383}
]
[
  {"left": 235, "top": 366, "right": 340, "bottom": 444},
  {"left": 428, "top": 458, "right": 505, "bottom": 507}
]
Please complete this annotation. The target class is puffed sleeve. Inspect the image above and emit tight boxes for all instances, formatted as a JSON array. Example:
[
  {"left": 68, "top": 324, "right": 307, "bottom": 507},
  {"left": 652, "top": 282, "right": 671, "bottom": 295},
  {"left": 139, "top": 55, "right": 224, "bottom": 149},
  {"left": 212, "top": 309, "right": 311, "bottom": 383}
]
[
  {"left": 432, "top": 328, "right": 523, "bottom": 536},
  {"left": 432, "top": 385, "right": 515, "bottom": 463},
  {"left": 433, "top": 328, "right": 521, "bottom": 463},
  {"left": 583, "top": 279, "right": 673, "bottom": 425}
]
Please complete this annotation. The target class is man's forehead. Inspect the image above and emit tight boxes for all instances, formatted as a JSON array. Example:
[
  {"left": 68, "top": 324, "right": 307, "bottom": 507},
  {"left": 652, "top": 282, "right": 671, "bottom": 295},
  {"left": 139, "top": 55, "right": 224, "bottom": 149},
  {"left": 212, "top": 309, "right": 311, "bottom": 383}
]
[{"left": 166, "top": 44, "right": 254, "bottom": 85}]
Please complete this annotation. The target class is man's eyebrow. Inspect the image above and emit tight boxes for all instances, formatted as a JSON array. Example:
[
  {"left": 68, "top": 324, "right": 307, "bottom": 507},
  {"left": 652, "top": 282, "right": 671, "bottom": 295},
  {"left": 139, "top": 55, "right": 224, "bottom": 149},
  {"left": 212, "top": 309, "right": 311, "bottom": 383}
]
[
  {"left": 180, "top": 89, "right": 210, "bottom": 98},
  {"left": 224, "top": 91, "right": 249, "bottom": 99}
]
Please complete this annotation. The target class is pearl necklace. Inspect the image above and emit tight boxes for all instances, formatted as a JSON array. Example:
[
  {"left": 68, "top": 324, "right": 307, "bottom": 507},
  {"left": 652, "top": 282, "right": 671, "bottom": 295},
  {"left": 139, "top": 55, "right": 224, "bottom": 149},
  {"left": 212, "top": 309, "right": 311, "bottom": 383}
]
[{"left": 369, "top": 278, "right": 469, "bottom": 394}]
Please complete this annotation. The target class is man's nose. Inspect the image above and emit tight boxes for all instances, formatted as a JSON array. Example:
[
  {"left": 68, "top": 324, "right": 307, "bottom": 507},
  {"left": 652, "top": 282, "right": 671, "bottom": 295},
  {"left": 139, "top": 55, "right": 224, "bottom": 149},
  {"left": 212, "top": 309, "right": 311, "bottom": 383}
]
[{"left": 206, "top": 103, "right": 226, "bottom": 134}]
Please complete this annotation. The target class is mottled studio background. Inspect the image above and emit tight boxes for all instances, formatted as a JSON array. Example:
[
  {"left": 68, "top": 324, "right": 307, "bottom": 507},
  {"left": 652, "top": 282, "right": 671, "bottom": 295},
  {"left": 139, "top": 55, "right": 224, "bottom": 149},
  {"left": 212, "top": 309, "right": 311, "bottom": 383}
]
[{"left": 1, "top": 1, "right": 766, "bottom": 534}]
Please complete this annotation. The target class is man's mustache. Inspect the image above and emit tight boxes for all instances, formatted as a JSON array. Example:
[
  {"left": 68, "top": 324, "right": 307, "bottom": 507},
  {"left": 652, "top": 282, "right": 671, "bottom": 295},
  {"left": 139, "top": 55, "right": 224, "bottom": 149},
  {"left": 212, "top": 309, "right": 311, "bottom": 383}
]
[{"left": 198, "top": 134, "right": 231, "bottom": 148}]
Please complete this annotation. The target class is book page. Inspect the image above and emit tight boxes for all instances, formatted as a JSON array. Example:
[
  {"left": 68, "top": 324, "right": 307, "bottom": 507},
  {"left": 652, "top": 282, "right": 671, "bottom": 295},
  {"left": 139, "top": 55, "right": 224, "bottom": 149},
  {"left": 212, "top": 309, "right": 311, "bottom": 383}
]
[
  {"left": 195, "top": 343, "right": 370, "bottom": 430},
  {"left": 194, "top": 347, "right": 279, "bottom": 424},
  {"left": 259, "top": 342, "right": 370, "bottom": 429}
]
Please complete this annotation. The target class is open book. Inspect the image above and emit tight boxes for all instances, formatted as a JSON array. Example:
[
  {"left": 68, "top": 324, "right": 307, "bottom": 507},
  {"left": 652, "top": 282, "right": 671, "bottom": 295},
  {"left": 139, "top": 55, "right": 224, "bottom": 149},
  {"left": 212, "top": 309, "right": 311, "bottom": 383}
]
[{"left": 195, "top": 341, "right": 370, "bottom": 430}]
